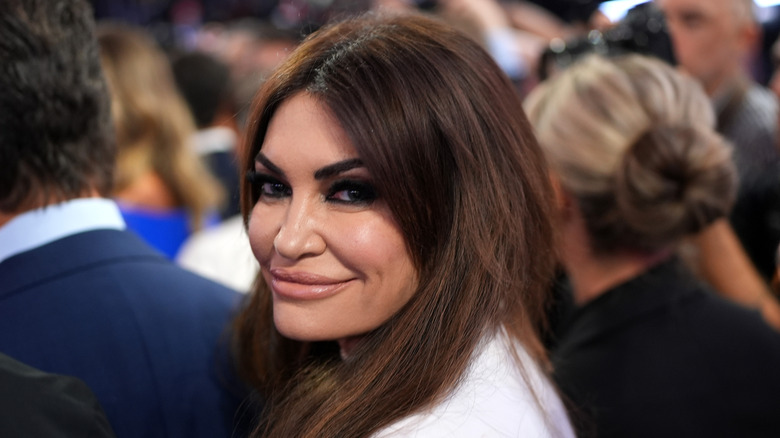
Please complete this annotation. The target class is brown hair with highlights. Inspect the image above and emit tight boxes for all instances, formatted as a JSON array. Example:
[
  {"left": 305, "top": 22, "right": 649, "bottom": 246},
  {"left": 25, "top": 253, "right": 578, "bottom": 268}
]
[{"left": 234, "top": 12, "right": 557, "bottom": 437}]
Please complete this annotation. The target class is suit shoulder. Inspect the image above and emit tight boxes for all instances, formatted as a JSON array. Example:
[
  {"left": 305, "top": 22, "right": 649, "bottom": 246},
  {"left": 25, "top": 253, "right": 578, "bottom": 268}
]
[{"left": 0, "top": 353, "right": 115, "bottom": 437}]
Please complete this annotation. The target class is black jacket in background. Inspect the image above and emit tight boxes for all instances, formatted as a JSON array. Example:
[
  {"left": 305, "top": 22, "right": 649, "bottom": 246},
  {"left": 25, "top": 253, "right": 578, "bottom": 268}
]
[
  {"left": 552, "top": 259, "right": 780, "bottom": 438},
  {"left": 0, "top": 352, "right": 115, "bottom": 437}
]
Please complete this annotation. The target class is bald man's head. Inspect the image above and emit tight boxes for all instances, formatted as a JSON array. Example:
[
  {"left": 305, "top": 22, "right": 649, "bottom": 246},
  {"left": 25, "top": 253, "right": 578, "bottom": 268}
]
[{"left": 657, "top": 0, "right": 758, "bottom": 95}]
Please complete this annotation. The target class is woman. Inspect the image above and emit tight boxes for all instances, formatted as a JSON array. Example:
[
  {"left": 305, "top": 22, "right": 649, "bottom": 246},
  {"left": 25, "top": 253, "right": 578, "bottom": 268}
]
[
  {"left": 233, "top": 12, "right": 574, "bottom": 438},
  {"left": 98, "top": 25, "right": 223, "bottom": 258},
  {"left": 525, "top": 54, "right": 780, "bottom": 437}
]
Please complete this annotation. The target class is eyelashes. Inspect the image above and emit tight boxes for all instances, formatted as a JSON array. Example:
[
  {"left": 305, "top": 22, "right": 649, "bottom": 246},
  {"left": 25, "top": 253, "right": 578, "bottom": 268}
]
[
  {"left": 328, "top": 179, "right": 377, "bottom": 205},
  {"left": 247, "top": 171, "right": 290, "bottom": 199},
  {"left": 247, "top": 170, "right": 377, "bottom": 206}
]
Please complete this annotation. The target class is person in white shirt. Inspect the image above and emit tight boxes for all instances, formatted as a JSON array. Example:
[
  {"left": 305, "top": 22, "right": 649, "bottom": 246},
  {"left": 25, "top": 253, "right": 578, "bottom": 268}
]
[
  {"left": 177, "top": 215, "right": 260, "bottom": 293},
  {"left": 231, "top": 12, "right": 574, "bottom": 437}
]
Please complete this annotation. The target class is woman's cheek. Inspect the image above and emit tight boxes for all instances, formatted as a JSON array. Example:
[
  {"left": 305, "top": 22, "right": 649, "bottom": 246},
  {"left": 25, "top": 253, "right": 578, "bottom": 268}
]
[{"left": 247, "top": 205, "right": 276, "bottom": 264}]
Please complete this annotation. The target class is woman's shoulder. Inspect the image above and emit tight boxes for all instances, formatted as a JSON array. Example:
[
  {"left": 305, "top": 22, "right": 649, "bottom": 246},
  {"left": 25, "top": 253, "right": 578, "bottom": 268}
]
[{"left": 373, "top": 332, "right": 574, "bottom": 438}]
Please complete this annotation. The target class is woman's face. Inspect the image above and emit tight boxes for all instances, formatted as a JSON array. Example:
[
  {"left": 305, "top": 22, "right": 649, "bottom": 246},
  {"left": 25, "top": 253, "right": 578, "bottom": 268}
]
[{"left": 247, "top": 92, "right": 419, "bottom": 347}]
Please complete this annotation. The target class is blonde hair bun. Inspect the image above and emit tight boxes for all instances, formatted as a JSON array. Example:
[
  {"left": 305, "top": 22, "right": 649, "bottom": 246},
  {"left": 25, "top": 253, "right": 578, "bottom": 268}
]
[
  {"left": 525, "top": 54, "right": 738, "bottom": 253},
  {"left": 613, "top": 123, "right": 736, "bottom": 250}
]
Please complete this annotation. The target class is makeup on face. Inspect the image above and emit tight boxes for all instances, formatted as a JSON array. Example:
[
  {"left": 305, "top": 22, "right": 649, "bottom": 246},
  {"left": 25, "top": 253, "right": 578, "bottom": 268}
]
[{"left": 246, "top": 92, "right": 418, "bottom": 353}]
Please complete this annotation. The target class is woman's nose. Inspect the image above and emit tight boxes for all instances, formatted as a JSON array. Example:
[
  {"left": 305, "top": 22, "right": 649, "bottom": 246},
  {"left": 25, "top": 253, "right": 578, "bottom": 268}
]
[{"left": 273, "top": 196, "right": 326, "bottom": 260}]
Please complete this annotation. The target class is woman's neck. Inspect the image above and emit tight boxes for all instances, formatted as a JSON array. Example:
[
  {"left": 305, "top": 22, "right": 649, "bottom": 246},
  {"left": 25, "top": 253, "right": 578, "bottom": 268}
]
[
  {"left": 558, "top": 201, "right": 670, "bottom": 305},
  {"left": 338, "top": 336, "right": 364, "bottom": 360},
  {"left": 563, "top": 249, "right": 669, "bottom": 305}
]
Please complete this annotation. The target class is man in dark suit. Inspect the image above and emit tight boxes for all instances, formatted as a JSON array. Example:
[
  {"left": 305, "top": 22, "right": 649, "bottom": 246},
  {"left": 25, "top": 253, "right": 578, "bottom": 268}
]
[
  {"left": 0, "top": 1, "right": 246, "bottom": 436},
  {"left": 0, "top": 352, "right": 116, "bottom": 437}
]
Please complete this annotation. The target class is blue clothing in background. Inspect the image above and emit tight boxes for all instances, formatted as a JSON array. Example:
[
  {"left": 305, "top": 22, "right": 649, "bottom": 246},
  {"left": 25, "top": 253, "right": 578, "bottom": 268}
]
[
  {"left": 0, "top": 199, "right": 247, "bottom": 437},
  {"left": 119, "top": 203, "right": 220, "bottom": 259}
]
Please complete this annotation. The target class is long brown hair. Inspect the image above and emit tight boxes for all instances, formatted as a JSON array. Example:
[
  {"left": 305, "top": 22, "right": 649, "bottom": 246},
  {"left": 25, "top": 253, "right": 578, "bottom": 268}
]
[{"left": 234, "top": 12, "right": 556, "bottom": 437}]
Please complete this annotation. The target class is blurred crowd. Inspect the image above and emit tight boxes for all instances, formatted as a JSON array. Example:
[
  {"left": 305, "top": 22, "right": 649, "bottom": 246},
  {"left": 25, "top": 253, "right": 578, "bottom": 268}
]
[
  {"left": 3, "top": 0, "right": 780, "bottom": 437},
  {"left": 90, "top": 0, "right": 780, "bottom": 313}
]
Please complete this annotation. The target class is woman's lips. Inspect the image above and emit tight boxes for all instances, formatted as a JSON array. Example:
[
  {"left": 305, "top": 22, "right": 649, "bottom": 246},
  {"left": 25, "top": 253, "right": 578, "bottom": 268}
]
[{"left": 269, "top": 269, "right": 354, "bottom": 300}]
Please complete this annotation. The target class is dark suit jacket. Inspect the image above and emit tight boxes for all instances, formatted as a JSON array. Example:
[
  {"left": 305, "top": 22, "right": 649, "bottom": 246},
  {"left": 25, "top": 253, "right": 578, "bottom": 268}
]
[
  {"left": 0, "top": 229, "right": 246, "bottom": 438},
  {"left": 551, "top": 259, "right": 780, "bottom": 438},
  {"left": 0, "top": 352, "right": 115, "bottom": 437}
]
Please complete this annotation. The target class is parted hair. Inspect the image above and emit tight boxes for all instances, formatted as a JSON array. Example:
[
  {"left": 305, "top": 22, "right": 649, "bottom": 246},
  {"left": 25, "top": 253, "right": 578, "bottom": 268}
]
[
  {"left": 525, "top": 54, "right": 736, "bottom": 253},
  {"left": 0, "top": 0, "right": 114, "bottom": 212},
  {"left": 98, "top": 24, "right": 222, "bottom": 229},
  {"left": 234, "top": 12, "right": 557, "bottom": 438}
]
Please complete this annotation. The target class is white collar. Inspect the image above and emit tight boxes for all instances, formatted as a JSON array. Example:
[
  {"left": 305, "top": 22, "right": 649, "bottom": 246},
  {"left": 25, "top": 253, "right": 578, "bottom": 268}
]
[{"left": 0, "top": 198, "right": 125, "bottom": 264}]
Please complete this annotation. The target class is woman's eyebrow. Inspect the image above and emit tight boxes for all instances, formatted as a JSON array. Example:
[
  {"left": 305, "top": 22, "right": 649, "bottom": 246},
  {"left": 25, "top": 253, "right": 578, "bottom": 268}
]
[
  {"left": 314, "top": 158, "right": 364, "bottom": 180},
  {"left": 255, "top": 152, "right": 285, "bottom": 177}
]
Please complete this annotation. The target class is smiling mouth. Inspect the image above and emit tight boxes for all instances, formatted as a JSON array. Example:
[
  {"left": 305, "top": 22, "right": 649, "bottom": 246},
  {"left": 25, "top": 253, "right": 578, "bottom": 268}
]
[{"left": 268, "top": 269, "right": 354, "bottom": 300}]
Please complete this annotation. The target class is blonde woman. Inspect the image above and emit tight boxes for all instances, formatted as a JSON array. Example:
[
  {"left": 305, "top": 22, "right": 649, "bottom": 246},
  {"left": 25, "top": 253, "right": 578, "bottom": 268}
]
[
  {"left": 525, "top": 54, "right": 780, "bottom": 437},
  {"left": 98, "top": 24, "right": 223, "bottom": 258}
]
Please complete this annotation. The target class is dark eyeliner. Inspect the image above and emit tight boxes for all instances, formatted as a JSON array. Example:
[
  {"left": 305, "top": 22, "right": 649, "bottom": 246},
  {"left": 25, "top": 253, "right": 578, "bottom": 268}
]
[
  {"left": 246, "top": 170, "right": 290, "bottom": 199},
  {"left": 245, "top": 170, "right": 261, "bottom": 185},
  {"left": 327, "top": 179, "right": 378, "bottom": 205}
]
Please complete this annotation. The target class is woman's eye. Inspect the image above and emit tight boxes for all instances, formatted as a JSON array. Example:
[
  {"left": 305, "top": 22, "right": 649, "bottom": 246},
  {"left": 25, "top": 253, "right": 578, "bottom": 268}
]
[
  {"left": 261, "top": 181, "right": 290, "bottom": 198},
  {"left": 328, "top": 180, "right": 377, "bottom": 205},
  {"left": 248, "top": 171, "right": 290, "bottom": 200}
]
